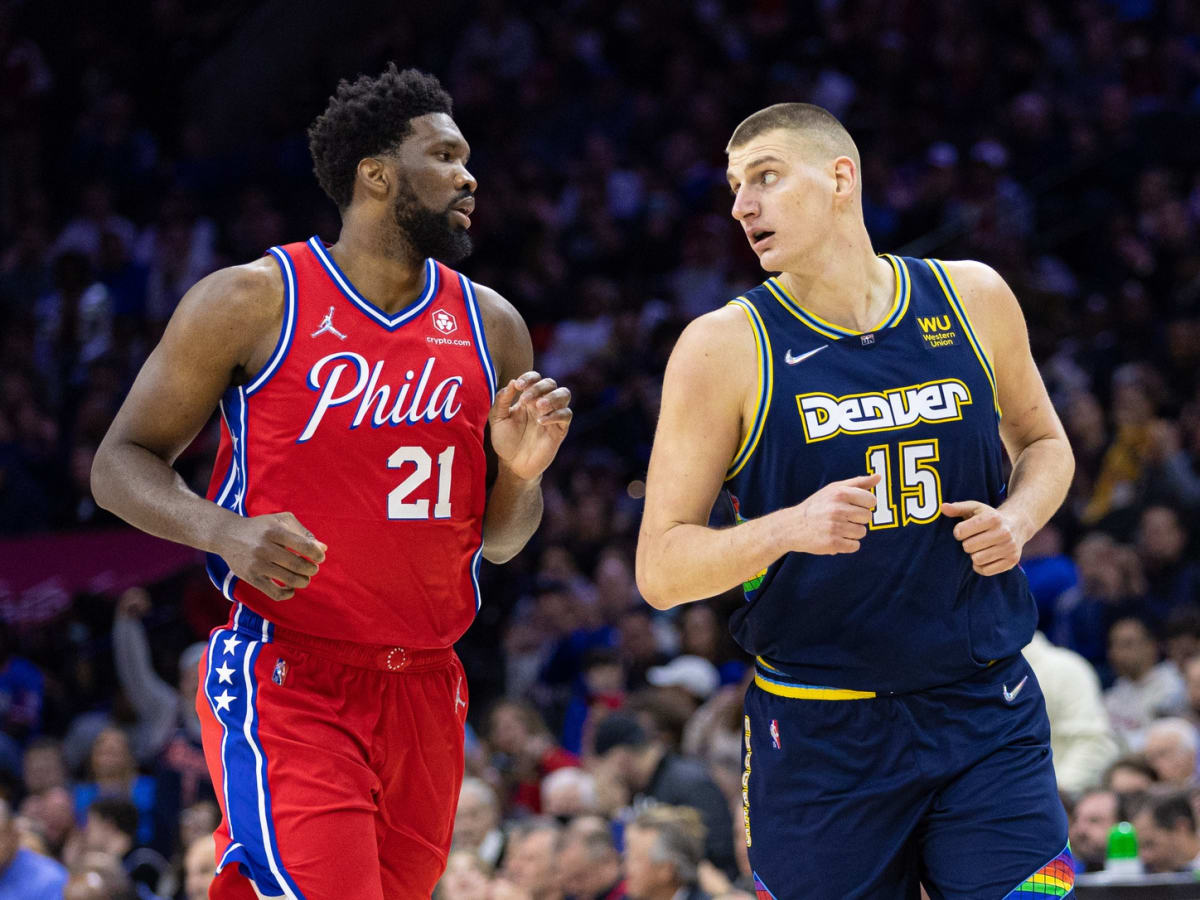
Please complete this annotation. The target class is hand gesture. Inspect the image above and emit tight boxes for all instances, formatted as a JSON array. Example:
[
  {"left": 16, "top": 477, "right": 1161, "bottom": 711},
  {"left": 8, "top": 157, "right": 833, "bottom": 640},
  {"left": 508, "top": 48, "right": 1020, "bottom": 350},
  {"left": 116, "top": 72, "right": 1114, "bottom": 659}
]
[
  {"left": 489, "top": 371, "right": 572, "bottom": 481},
  {"left": 787, "top": 473, "right": 880, "bottom": 554},
  {"left": 940, "top": 500, "right": 1025, "bottom": 576},
  {"left": 116, "top": 587, "right": 151, "bottom": 619},
  {"left": 215, "top": 511, "right": 327, "bottom": 601}
]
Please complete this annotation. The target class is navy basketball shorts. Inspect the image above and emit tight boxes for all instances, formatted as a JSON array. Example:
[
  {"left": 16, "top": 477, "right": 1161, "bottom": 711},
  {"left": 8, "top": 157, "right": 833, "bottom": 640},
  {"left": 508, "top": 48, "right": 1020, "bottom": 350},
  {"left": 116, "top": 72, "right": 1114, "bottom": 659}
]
[{"left": 742, "top": 654, "right": 1072, "bottom": 899}]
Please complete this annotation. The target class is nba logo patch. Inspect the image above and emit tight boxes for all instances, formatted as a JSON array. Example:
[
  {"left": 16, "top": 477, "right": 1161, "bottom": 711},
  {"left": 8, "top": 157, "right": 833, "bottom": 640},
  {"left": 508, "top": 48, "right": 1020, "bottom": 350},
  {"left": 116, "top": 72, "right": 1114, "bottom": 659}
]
[
  {"left": 860, "top": 333, "right": 876, "bottom": 346},
  {"left": 769, "top": 719, "right": 781, "bottom": 749},
  {"left": 272, "top": 658, "right": 288, "bottom": 686}
]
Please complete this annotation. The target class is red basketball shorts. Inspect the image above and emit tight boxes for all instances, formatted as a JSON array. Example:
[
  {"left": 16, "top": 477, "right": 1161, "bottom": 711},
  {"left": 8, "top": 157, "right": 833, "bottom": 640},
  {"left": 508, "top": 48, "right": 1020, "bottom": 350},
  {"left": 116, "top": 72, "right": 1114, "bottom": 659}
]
[{"left": 195, "top": 603, "right": 468, "bottom": 899}]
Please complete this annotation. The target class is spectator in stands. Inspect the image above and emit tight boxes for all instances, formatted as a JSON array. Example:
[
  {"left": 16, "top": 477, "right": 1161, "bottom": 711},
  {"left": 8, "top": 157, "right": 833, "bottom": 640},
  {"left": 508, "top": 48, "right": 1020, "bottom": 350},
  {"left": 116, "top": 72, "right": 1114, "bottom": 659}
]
[
  {"left": 1138, "top": 506, "right": 1200, "bottom": 621},
  {"left": 1052, "top": 533, "right": 1146, "bottom": 672},
  {"left": 1143, "top": 717, "right": 1199, "bottom": 788},
  {"left": 497, "top": 817, "right": 564, "bottom": 900},
  {"left": 181, "top": 833, "right": 215, "bottom": 900},
  {"left": 557, "top": 815, "right": 625, "bottom": 900},
  {"left": 73, "top": 727, "right": 158, "bottom": 848},
  {"left": 453, "top": 776, "right": 505, "bottom": 868},
  {"left": 1104, "top": 616, "right": 1186, "bottom": 749},
  {"left": 1165, "top": 608, "right": 1200, "bottom": 679},
  {"left": 1103, "top": 753, "right": 1159, "bottom": 796},
  {"left": 0, "top": 796, "right": 67, "bottom": 899},
  {"left": 62, "top": 851, "right": 138, "bottom": 900},
  {"left": 542, "top": 766, "right": 597, "bottom": 818},
  {"left": 488, "top": 700, "right": 580, "bottom": 815},
  {"left": 1022, "top": 630, "right": 1119, "bottom": 794},
  {"left": 19, "top": 785, "right": 75, "bottom": 859},
  {"left": 1130, "top": 790, "right": 1200, "bottom": 873},
  {"left": 623, "top": 806, "right": 710, "bottom": 900},
  {"left": 591, "top": 714, "right": 735, "bottom": 878},
  {"left": 0, "top": 627, "right": 44, "bottom": 747},
  {"left": 65, "top": 797, "right": 166, "bottom": 897},
  {"left": 1067, "top": 788, "right": 1119, "bottom": 873},
  {"left": 645, "top": 655, "right": 720, "bottom": 713},
  {"left": 21, "top": 737, "right": 66, "bottom": 795},
  {"left": 435, "top": 850, "right": 494, "bottom": 900}
]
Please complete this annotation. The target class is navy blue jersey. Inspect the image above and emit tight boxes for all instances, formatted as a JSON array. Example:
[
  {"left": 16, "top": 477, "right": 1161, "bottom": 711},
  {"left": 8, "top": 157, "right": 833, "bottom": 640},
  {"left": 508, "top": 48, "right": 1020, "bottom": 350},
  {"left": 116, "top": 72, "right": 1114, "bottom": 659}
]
[{"left": 724, "top": 256, "right": 1037, "bottom": 694}]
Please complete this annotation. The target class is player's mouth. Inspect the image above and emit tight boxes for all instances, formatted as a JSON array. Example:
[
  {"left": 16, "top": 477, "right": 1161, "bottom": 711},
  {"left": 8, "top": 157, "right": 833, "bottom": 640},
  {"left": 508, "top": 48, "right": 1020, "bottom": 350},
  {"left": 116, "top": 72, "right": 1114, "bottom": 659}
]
[
  {"left": 450, "top": 198, "right": 475, "bottom": 228},
  {"left": 750, "top": 228, "right": 775, "bottom": 251}
]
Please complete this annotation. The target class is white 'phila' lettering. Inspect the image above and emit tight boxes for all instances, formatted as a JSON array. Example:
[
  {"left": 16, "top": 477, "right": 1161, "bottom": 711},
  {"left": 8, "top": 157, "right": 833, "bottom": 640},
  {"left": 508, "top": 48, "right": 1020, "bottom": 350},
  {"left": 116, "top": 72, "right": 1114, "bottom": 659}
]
[
  {"left": 298, "top": 352, "right": 463, "bottom": 443},
  {"left": 796, "top": 379, "right": 972, "bottom": 442}
]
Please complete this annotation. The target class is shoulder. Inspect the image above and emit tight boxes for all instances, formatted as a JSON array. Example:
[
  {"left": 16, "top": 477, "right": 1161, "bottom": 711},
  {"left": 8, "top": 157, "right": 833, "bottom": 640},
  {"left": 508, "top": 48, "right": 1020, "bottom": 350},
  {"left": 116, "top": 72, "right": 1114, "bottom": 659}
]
[
  {"left": 669, "top": 304, "right": 758, "bottom": 369},
  {"left": 184, "top": 256, "right": 284, "bottom": 319},
  {"left": 469, "top": 280, "right": 527, "bottom": 346},
  {"left": 168, "top": 257, "right": 285, "bottom": 353},
  {"left": 467, "top": 280, "right": 531, "bottom": 384},
  {"left": 936, "top": 259, "right": 1024, "bottom": 330}
]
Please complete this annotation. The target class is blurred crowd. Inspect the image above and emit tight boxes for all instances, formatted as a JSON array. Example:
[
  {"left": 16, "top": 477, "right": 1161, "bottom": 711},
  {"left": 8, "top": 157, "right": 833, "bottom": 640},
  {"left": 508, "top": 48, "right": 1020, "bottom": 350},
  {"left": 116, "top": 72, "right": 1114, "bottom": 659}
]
[{"left": 2, "top": 0, "right": 1200, "bottom": 895}]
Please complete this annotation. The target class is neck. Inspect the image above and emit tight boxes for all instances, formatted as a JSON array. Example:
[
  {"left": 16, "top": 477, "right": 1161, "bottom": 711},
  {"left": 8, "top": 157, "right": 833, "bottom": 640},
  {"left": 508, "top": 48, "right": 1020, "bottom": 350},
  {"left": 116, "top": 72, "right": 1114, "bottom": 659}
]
[
  {"left": 776, "top": 225, "right": 893, "bottom": 333},
  {"left": 328, "top": 212, "right": 427, "bottom": 314}
]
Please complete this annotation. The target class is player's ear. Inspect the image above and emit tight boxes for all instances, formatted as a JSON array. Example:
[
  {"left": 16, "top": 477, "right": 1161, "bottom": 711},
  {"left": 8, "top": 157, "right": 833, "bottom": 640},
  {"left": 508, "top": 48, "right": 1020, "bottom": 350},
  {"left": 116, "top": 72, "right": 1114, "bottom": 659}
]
[
  {"left": 832, "top": 156, "right": 857, "bottom": 201},
  {"left": 355, "top": 157, "right": 391, "bottom": 203}
]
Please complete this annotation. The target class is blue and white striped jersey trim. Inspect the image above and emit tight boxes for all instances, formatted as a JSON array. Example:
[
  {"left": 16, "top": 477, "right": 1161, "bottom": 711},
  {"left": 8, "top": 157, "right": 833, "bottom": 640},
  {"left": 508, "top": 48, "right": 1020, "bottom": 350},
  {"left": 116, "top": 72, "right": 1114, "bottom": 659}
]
[{"left": 306, "top": 236, "right": 437, "bottom": 331}]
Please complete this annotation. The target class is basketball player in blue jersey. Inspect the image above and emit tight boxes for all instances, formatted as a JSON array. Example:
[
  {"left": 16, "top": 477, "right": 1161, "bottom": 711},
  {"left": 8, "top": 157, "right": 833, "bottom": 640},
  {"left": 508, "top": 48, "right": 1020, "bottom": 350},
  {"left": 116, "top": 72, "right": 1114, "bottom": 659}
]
[{"left": 636, "top": 103, "right": 1077, "bottom": 899}]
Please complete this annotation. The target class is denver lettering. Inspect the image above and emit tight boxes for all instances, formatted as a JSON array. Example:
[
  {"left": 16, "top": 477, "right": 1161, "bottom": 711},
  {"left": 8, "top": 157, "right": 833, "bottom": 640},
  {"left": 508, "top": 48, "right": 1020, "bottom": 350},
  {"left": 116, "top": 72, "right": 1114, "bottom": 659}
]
[{"left": 796, "top": 379, "right": 972, "bottom": 442}]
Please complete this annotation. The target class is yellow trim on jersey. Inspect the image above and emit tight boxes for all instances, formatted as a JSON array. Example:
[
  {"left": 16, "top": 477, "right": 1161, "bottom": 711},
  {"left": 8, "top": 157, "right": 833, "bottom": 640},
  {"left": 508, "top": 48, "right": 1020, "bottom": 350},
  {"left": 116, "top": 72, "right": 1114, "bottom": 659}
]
[
  {"left": 764, "top": 279, "right": 844, "bottom": 339},
  {"left": 755, "top": 655, "right": 782, "bottom": 673},
  {"left": 726, "top": 297, "right": 773, "bottom": 480},
  {"left": 923, "top": 259, "right": 1002, "bottom": 418},
  {"left": 754, "top": 673, "right": 876, "bottom": 700},
  {"left": 764, "top": 254, "right": 911, "bottom": 340}
]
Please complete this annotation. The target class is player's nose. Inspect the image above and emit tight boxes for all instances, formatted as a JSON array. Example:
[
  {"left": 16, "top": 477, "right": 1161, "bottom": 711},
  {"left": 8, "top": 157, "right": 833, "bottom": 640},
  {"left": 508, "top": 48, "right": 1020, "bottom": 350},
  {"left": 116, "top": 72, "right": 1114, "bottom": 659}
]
[
  {"left": 731, "top": 187, "right": 757, "bottom": 221},
  {"left": 456, "top": 166, "right": 477, "bottom": 195}
]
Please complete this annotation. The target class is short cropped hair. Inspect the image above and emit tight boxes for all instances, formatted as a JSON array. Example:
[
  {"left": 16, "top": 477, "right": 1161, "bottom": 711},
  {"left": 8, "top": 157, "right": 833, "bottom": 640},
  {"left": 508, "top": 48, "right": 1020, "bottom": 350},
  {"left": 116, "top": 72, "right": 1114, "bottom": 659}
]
[
  {"left": 308, "top": 63, "right": 453, "bottom": 210},
  {"left": 1140, "top": 789, "right": 1197, "bottom": 832},
  {"left": 727, "top": 102, "right": 860, "bottom": 170},
  {"left": 630, "top": 805, "right": 706, "bottom": 885}
]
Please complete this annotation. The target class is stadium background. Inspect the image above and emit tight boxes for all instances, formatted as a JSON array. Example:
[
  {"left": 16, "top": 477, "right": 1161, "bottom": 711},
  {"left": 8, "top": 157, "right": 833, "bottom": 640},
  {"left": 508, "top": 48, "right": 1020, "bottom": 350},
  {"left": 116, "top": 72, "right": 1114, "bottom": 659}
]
[{"left": 1, "top": 0, "right": 1199, "bottom": 896}]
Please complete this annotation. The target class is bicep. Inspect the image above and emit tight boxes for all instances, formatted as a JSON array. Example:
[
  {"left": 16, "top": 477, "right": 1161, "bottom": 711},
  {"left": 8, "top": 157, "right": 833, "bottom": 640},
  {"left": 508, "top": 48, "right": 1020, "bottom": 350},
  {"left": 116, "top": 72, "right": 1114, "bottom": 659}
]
[
  {"left": 102, "top": 270, "right": 271, "bottom": 463},
  {"left": 641, "top": 313, "right": 752, "bottom": 534}
]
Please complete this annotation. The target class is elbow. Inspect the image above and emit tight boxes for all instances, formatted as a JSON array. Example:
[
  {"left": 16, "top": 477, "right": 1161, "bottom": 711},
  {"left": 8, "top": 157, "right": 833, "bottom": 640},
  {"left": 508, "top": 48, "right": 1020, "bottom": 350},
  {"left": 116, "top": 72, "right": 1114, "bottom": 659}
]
[
  {"left": 634, "top": 548, "right": 676, "bottom": 611},
  {"left": 90, "top": 444, "right": 114, "bottom": 512}
]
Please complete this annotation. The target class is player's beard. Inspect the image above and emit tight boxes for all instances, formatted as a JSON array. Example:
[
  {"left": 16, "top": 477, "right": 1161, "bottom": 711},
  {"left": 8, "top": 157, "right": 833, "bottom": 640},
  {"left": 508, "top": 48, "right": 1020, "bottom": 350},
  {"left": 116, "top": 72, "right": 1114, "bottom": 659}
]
[{"left": 392, "top": 176, "right": 473, "bottom": 265}]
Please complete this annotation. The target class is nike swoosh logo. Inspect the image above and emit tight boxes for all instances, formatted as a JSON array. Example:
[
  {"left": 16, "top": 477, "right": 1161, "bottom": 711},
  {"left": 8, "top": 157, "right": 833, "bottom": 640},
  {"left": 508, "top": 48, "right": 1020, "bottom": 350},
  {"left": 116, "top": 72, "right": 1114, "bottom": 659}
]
[
  {"left": 1002, "top": 675, "right": 1029, "bottom": 703},
  {"left": 784, "top": 345, "right": 828, "bottom": 365}
]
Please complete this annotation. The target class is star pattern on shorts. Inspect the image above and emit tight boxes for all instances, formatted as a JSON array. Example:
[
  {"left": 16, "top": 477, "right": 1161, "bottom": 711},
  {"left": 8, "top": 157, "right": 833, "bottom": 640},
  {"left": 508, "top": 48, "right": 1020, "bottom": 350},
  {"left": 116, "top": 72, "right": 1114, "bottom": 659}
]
[
  {"left": 222, "top": 635, "right": 242, "bottom": 656},
  {"left": 213, "top": 690, "right": 234, "bottom": 713},
  {"left": 215, "top": 662, "right": 235, "bottom": 684}
]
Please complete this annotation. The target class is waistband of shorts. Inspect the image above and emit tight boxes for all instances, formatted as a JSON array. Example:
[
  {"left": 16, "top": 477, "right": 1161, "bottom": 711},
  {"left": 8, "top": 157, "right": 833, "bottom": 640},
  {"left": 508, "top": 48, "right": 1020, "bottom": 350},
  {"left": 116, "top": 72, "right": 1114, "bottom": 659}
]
[
  {"left": 753, "top": 656, "right": 877, "bottom": 700},
  {"left": 226, "top": 602, "right": 454, "bottom": 673}
]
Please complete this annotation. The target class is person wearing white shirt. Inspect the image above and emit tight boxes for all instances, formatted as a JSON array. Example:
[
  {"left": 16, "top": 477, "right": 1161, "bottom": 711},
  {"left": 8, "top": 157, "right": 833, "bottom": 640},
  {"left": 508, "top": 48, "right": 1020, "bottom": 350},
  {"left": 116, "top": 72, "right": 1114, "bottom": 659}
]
[
  {"left": 1104, "top": 617, "right": 1186, "bottom": 750},
  {"left": 1023, "top": 631, "right": 1119, "bottom": 794}
]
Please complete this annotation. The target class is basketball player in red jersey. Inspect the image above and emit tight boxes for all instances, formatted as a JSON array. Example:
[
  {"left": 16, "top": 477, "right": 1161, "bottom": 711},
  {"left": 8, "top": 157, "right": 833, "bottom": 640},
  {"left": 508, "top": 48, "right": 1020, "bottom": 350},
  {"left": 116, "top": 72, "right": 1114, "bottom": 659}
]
[{"left": 91, "top": 66, "right": 572, "bottom": 899}]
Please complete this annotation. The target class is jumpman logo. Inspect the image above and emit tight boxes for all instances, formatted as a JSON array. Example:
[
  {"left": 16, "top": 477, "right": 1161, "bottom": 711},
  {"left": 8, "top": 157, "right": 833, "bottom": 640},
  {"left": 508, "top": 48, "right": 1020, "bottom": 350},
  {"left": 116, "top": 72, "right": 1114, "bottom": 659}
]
[
  {"left": 454, "top": 677, "right": 467, "bottom": 715},
  {"left": 311, "top": 307, "right": 347, "bottom": 340}
]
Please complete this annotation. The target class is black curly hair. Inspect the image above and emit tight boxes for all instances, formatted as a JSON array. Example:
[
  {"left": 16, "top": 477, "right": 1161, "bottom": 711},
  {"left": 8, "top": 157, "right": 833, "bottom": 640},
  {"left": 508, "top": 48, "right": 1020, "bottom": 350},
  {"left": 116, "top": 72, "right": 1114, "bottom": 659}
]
[{"left": 307, "top": 64, "right": 454, "bottom": 211}]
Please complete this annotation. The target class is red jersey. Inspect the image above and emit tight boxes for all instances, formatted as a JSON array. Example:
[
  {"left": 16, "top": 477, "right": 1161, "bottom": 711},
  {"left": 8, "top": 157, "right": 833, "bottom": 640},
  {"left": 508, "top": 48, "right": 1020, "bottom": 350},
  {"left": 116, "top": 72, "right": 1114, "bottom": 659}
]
[{"left": 204, "top": 238, "right": 497, "bottom": 647}]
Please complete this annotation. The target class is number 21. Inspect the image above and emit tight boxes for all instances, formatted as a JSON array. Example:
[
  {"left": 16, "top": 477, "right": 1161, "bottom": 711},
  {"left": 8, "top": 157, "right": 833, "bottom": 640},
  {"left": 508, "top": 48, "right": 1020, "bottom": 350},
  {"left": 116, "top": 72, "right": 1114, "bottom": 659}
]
[{"left": 387, "top": 446, "right": 455, "bottom": 520}]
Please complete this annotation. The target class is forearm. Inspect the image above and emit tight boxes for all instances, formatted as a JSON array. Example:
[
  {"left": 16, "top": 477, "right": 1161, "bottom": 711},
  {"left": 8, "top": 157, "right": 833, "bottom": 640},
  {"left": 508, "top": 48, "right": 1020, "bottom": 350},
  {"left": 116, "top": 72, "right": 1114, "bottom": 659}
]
[
  {"left": 637, "top": 513, "right": 788, "bottom": 610},
  {"left": 481, "top": 465, "right": 543, "bottom": 564},
  {"left": 1000, "top": 436, "right": 1075, "bottom": 544},
  {"left": 91, "top": 440, "right": 239, "bottom": 553},
  {"left": 112, "top": 615, "right": 177, "bottom": 718}
]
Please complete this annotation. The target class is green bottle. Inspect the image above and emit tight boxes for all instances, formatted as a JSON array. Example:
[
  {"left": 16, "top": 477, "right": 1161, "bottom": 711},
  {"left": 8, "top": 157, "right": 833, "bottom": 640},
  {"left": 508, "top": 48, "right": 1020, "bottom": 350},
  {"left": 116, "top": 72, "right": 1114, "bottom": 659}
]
[{"left": 1105, "top": 821, "right": 1143, "bottom": 876}]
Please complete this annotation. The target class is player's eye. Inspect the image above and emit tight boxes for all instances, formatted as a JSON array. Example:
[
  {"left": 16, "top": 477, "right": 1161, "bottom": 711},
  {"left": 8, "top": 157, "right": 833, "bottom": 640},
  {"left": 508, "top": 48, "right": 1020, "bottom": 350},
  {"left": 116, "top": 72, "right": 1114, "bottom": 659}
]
[
  {"left": 761, "top": 171, "right": 778, "bottom": 186},
  {"left": 437, "top": 151, "right": 452, "bottom": 161}
]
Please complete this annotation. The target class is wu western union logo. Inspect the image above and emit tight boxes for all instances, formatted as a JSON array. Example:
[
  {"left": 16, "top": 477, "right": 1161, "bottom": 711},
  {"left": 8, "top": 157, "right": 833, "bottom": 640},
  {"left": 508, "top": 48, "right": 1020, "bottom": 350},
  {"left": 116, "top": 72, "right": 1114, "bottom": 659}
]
[
  {"left": 918, "top": 315, "right": 957, "bottom": 348},
  {"left": 797, "top": 379, "right": 972, "bottom": 442}
]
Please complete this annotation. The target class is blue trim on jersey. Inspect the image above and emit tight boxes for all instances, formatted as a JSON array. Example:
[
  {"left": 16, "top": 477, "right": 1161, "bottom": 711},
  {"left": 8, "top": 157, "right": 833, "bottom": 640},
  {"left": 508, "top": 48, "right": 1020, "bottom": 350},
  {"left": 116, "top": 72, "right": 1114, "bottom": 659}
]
[
  {"left": 205, "top": 388, "right": 249, "bottom": 599},
  {"left": 879, "top": 255, "right": 912, "bottom": 329},
  {"left": 246, "top": 247, "right": 298, "bottom": 396},
  {"left": 459, "top": 274, "right": 498, "bottom": 399},
  {"left": 306, "top": 237, "right": 437, "bottom": 331},
  {"left": 471, "top": 545, "right": 484, "bottom": 612}
]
